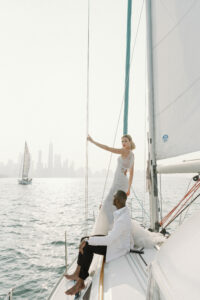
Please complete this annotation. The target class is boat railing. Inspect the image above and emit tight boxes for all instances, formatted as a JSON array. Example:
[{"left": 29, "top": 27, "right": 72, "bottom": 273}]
[
  {"left": 65, "top": 230, "right": 68, "bottom": 269},
  {"left": 98, "top": 257, "right": 105, "bottom": 300},
  {"left": 8, "top": 289, "right": 13, "bottom": 300},
  {"left": 2, "top": 287, "right": 14, "bottom": 300}
]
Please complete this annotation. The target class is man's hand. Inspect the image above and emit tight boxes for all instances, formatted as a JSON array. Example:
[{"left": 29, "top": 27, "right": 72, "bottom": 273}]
[{"left": 79, "top": 240, "right": 87, "bottom": 254}]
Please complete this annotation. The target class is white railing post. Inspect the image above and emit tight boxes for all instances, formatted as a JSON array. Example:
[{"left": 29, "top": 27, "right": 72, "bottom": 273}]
[
  {"left": 8, "top": 288, "right": 13, "bottom": 300},
  {"left": 65, "top": 231, "right": 68, "bottom": 270}
]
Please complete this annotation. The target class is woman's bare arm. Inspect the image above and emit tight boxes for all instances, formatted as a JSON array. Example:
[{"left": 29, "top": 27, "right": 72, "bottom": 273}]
[{"left": 87, "top": 135, "right": 128, "bottom": 155}]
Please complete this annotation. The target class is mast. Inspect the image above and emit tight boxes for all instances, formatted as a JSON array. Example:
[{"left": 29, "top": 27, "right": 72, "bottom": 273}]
[
  {"left": 146, "top": 0, "right": 159, "bottom": 231},
  {"left": 123, "top": 0, "right": 132, "bottom": 135}
]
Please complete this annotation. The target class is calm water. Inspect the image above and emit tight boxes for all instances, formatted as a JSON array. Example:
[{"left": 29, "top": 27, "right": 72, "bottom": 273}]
[{"left": 0, "top": 174, "right": 200, "bottom": 299}]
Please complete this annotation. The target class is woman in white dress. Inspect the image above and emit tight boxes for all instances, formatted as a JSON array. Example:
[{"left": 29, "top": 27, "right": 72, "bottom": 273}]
[
  {"left": 87, "top": 134, "right": 135, "bottom": 235},
  {"left": 87, "top": 134, "right": 165, "bottom": 247}
]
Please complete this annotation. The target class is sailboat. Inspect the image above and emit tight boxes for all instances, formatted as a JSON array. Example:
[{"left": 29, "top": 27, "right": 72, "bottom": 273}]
[
  {"left": 18, "top": 142, "right": 32, "bottom": 185},
  {"left": 48, "top": 1, "right": 200, "bottom": 299}
]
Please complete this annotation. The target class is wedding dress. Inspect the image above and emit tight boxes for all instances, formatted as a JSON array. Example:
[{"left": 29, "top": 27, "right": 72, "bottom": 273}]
[
  {"left": 92, "top": 151, "right": 134, "bottom": 235},
  {"left": 92, "top": 151, "right": 164, "bottom": 248}
]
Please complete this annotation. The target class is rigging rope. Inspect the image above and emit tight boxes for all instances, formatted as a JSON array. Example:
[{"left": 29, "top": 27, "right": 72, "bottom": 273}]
[
  {"left": 160, "top": 178, "right": 200, "bottom": 227},
  {"left": 164, "top": 192, "right": 200, "bottom": 229},
  {"left": 143, "top": 38, "right": 147, "bottom": 225},
  {"left": 131, "top": 187, "right": 149, "bottom": 219},
  {"left": 178, "top": 177, "right": 193, "bottom": 225},
  {"left": 85, "top": 0, "right": 90, "bottom": 224}
]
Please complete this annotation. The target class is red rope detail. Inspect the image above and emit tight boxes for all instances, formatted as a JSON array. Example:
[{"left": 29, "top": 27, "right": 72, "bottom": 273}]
[
  {"left": 164, "top": 181, "right": 200, "bottom": 228},
  {"left": 160, "top": 179, "right": 200, "bottom": 227}
]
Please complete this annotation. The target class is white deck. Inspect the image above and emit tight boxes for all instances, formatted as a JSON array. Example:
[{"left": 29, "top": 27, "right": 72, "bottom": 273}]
[{"left": 48, "top": 248, "right": 157, "bottom": 300}]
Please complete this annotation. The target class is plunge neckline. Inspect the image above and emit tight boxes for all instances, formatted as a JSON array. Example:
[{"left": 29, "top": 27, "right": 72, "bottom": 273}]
[{"left": 120, "top": 151, "right": 132, "bottom": 160}]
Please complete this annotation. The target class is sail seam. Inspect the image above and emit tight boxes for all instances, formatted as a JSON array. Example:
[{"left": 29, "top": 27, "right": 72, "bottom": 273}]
[
  {"left": 156, "top": 73, "right": 200, "bottom": 117},
  {"left": 153, "top": 0, "right": 198, "bottom": 49},
  {"left": 160, "top": 0, "right": 176, "bottom": 23}
]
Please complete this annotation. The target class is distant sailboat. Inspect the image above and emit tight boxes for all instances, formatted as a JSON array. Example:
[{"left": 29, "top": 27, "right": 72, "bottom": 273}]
[{"left": 18, "top": 142, "right": 32, "bottom": 185}]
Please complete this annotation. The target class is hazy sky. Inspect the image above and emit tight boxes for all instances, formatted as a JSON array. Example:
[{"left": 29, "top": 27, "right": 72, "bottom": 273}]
[{"left": 0, "top": 0, "right": 148, "bottom": 172}]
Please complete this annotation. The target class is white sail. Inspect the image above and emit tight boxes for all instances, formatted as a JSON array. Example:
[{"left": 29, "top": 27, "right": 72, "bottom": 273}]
[
  {"left": 22, "top": 142, "right": 31, "bottom": 178},
  {"left": 151, "top": 0, "right": 200, "bottom": 160}
]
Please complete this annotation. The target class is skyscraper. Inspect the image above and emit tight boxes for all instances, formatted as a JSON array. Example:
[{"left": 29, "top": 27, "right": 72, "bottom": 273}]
[
  {"left": 54, "top": 154, "right": 62, "bottom": 177},
  {"left": 48, "top": 142, "right": 53, "bottom": 177},
  {"left": 36, "top": 150, "right": 43, "bottom": 177}
]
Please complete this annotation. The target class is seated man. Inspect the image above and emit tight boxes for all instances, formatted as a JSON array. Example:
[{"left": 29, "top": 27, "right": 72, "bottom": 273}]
[{"left": 65, "top": 190, "right": 134, "bottom": 295}]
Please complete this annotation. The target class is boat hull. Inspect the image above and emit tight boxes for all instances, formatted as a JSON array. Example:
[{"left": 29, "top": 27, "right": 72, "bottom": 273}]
[{"left": 18, "top": 178, "right": 32, "bottom": 185}]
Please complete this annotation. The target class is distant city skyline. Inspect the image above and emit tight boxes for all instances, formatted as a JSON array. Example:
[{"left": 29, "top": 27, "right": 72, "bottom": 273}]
[
  {"left": 0, "top": 142, "right": 113, "bottom": 178},
  {"left": 0, "top": 0, "right": 149, "bottom": 174}
]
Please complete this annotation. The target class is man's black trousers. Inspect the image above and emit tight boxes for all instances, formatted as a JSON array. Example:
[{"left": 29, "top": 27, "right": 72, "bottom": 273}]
[{"left": 77, "top": 238, "right": 107, "bottom": 280}]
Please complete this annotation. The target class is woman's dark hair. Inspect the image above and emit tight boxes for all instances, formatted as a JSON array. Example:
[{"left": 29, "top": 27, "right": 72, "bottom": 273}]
[{"left": 114, "top": 190, "right": 127, "bottom": 202}]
